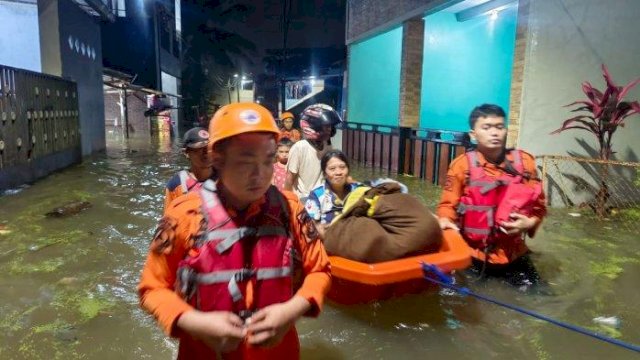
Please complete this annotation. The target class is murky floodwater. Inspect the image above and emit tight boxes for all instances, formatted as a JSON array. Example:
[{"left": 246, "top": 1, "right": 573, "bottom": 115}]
[{"left": 1, "top": 133, "right": 638, "bottom": 359}]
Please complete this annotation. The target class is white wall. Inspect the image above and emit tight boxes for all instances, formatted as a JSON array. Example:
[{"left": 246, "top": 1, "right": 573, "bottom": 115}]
[
  {"left": 518, "top": 0, "right": 640, "bottom": 162},
  {"left": 0, "top": 1, "right": 41, "bottom": 72},
  {"left": 161, "top": 71, "right": 180, "bottom": 130}
]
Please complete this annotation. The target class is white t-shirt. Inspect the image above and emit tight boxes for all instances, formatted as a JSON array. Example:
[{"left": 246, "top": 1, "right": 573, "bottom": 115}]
[{"left": 286, "top": 140, "right": 332, "bottom": 199}]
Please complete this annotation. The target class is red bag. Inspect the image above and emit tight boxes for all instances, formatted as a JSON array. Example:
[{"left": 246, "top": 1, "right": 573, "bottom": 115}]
[{"left": 494, "top": 182, "right": 542, "bottom": 225}]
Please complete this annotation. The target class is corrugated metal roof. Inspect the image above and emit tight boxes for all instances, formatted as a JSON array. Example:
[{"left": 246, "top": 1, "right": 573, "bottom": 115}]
[{"left": 70, "top": 0, "right": 115, "bottom": 22}]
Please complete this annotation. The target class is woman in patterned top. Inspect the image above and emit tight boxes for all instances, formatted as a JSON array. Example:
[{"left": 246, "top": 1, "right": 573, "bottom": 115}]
[{"left": 304, "top": 150, "right": 362, "bottom": 237}]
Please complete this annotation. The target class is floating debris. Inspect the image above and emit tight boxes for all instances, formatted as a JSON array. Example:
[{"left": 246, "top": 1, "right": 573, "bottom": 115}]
[
  {"left": 593, "top": 316, "right": 621, "bottom": 329},
  {"left": 568, "top": 212, "right": 581, "bottom": 217},
  {"left": 2, "top": 185, "right": 29, "bottom": 196},
  {"left": 45, "top": 201, "right": 92, "bottom": 218},
  {"left": 0, "top": 224, "right": 10, "bottom": 235},
  {"left": 58, "top": 277, "right": 79, "bottom": 286}
]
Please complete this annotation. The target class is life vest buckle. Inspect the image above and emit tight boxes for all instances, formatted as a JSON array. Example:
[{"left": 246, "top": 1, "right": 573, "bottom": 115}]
[
  {"left": 234, "top": 268, "right": 256, "bottom": 282},
  {"left": 238, "top": 310, "right": 255, "bottom": 322},
  {"left": 176, "top": 267, "right": 198, "bottom": 301}
]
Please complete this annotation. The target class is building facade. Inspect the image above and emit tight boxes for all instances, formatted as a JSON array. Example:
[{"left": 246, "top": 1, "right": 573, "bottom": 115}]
[
  {"left": 345, "top": 0, "right": 640, "bottom": 161},
  {"left": 101, "top": 0, "right": 182, "bottom": 133},
  {"left": 0, "top": 0, "right": 117, "bottom": 190}
]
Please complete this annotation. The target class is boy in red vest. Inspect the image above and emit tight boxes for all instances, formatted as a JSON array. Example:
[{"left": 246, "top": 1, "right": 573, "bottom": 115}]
[
  {"left": 139, "top": 103, "right": 331, "bottom": 359},
  {"left": 436, "top": 104, "right": 546, "bottom": 283}
]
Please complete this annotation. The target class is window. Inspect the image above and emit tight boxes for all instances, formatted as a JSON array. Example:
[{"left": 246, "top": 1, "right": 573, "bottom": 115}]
[{"left": 111, "top": 0, "right": 126, "bottom": 17}]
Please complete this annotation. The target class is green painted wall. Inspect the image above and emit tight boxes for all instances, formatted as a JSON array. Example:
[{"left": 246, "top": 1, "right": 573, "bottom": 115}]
[
  {"left": 347, "top": 26, "right": 402, "bottom": 126},
  {"left": 420, "top": 5, "right": 518, "bottom": 131}
]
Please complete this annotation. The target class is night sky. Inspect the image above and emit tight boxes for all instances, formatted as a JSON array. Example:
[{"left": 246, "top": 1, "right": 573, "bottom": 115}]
[{"left": 183, "top": 0, "right": 346, "bottom": 77}]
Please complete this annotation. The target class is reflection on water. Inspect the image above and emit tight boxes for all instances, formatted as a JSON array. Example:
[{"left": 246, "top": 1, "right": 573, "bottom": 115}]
[{"left": 0, "top": 134, "right": 638, "bottom": 359}]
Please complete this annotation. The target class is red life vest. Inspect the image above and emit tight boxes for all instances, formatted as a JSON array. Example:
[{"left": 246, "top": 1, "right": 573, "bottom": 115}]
[
  {"left": 176, "top": 180, "right": 295, "bottom": 317},
  {"left": 176, "top": 181, "right": 302, "bottom": 359},
  {"left": 457, "top": 150, "right": 542, "bottom": 250},
  {"left": 178, "top": 170, "right": 203, "bottom": 195}
]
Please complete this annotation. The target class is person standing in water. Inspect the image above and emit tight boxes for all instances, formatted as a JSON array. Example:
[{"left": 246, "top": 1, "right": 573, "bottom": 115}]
[
  {"left": 139, "top": 102, "right": 331, "bottom": 359},
  {"left": 436, "top": 104, "right": 547, "bottom": 285},
  {"left": 163, "top": 127, "right": 214, "bottom": 212},
  {"left": 284, "top": 104, "right": 341, "bottom": 201}
]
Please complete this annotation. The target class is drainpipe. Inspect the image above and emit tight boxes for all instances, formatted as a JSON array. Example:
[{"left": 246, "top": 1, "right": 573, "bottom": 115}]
[{"left": 119, "top": 88, "right": 129, "bottom": 138}]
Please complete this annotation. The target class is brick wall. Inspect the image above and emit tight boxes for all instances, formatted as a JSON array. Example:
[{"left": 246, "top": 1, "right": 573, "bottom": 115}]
[
  {"left": 398, "top": 18, "right": 424, "bottom": 128},
  {"left": 347, "top": 0, "right": 452, "bottom": 43},
  {"left": 506, "top": 0, "right": 530, "bottom": 148},
  {"left": 104, "top": 91, "right": 150, "bottom": 134}
]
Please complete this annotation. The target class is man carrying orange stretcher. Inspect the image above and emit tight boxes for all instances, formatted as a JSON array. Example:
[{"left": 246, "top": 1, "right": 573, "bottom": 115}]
[
  {"left": 138, "top": 103, "right": 331, "bottom": 359},
  {"left": 436, "top": 104, "right": 547, "bottom": 284}
]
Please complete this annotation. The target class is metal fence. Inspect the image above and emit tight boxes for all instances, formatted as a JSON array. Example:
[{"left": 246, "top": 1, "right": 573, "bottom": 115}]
[
  {"left": 341, "top": 122, "right": 468, "bottom": 185},
  {"left": 0, "top": 64, "right": 80, "bottom": 189},
  {"left": 539, "top": 155, "right": 640, "bottom": 231}
]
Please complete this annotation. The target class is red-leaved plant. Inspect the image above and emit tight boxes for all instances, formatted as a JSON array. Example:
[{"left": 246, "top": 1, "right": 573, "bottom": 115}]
[
  {"left": 551, "top": 64, "right": 640, "bottom": 217},
  {"left": 551, "top": 64, "right": 640, "bottom": 160}
]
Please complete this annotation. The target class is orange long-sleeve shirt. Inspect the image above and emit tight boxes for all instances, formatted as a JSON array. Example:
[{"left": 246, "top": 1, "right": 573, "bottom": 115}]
[
  {"left": 279, "top": 129, "right": 302, "bottom": 142},
  {"left": 139, "top": 188, "right": 331, "bottom": 337},
  {"left": 436, "top": 149, "right": 547, "bottom": 263}
]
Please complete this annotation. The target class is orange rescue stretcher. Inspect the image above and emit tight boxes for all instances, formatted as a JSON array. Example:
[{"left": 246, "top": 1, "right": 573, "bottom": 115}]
[{"left": 328, "top": 229, "right": 471, "bottom": 304}]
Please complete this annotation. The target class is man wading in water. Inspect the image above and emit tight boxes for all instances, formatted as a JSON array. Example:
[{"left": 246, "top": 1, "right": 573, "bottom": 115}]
[
  {"left": 436, "top": 104, "right": 547, "bottom": 286},
  {"left": 284, "top": 104, "right": 342, "bottom": 201},
  {"left": 139, "top": 103, "right": 331, "bottom": 359}
]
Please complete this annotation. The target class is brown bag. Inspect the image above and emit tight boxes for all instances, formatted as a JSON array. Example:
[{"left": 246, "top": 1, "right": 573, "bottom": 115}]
[{"left": 323, "top": 186, "right": 442, "bottom": 263}]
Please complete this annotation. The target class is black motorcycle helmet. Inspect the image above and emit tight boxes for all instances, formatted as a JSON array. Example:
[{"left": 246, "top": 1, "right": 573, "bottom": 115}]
[{"left": 300, "top": 104, "right": 342, "bottom": 138}]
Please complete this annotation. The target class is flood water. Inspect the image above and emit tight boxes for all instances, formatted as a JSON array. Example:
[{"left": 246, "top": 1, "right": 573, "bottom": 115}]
[{"left": 0, "top": 133, "right": 638, "bottom": 359}]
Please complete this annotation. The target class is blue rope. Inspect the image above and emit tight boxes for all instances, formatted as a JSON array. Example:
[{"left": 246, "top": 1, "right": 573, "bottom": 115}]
[{"left": 421, "top": 263, "right": 640, "bottom": 353}]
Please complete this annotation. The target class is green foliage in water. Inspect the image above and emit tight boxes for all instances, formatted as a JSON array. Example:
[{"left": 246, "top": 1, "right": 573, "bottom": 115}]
[
  {"left": 590, "top": 261, "right": 623, "bottom": 280},
  {"left": 32, "top": 319, "right": 71, "bottom": 334},
  {"left": 589, "top": 256, "right": 639, "bottom": 280},
  {"left": 528, "top": 332, "right": 551, "bottom": 360},
  {"left": 0, "top": 306, "right": 37, "bottom": 334},
  {"left": 2, "top": 229, "right": 89, "bottom": 274},
  {"left": 9, "top": 257, "right": 65, "bottom": 274},
  {"left": 52, "top": 290, "right": 115, "bottom": 322},
  {"left": 618, "top": 207, "right": 640, "bottom": 221},
  {"left": 72, "top": 190, "right": 93, "bottom": 202}
]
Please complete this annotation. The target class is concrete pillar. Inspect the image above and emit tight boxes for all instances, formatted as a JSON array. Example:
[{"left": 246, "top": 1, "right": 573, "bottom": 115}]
[
  {"left": 38, "top": 0, "right": 62, "bottom": 77},
  {"left": 119, "top": 88, "right": 129, "bottom": 138},
  {"left": 398, "top": 17, "right": 424, "bottom": 128},
  {"left": 506, "top": 0, "right": 531, "bottom": 148}
]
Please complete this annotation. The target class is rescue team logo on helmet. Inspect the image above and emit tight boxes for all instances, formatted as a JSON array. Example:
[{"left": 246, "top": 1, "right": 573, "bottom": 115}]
[
  {"left": 239, "top": 109, "right": 261, "bottom": 125},
  {"left": 198, "top": 130, "right": 209, "bottom": 139}
]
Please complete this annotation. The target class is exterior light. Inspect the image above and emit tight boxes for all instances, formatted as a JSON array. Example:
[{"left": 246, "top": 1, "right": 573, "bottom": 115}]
[{"left": 233, "top": 74, "right": 239, "bottom": 78}]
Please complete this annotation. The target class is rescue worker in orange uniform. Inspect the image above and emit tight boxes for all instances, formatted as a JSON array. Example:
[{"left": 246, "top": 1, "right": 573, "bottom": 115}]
[
  {"left": 163, "top": 127, "right": 214, "bottom": 212},
  {"left": 278, "top": 112, "right": 302, "bottom": 142},
  {"left": 138, "top": 102, "right": 331, "bottom": 359},
  {"left": 436, "top": 104, "right": 547, "bottom": 282}
]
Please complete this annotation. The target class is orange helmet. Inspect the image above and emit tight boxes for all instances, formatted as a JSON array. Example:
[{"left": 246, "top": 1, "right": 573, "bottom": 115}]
[
  {"left": 209, "top": 102, "right": 280, "bottom": 149},
  {"left": 280, "top": 112, "right": 294, "bottom": 121}
]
